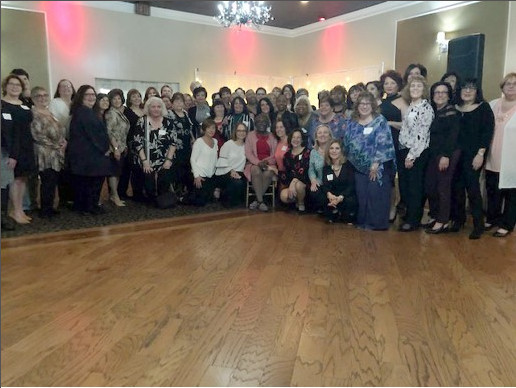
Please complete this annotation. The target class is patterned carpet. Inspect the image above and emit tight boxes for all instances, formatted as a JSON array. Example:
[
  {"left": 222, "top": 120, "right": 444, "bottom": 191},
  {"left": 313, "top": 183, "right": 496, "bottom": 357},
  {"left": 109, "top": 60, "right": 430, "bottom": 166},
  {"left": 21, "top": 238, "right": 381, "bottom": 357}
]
[{"left": 1, "top": 199, "right": 233, "bottom": 239}]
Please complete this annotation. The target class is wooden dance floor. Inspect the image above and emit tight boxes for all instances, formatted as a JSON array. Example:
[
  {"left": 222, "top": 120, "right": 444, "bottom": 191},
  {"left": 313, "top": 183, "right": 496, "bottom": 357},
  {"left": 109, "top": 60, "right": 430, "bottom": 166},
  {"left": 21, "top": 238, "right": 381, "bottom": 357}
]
[{"left": 1, "top": 211, "right": 515, "bottom": 386}]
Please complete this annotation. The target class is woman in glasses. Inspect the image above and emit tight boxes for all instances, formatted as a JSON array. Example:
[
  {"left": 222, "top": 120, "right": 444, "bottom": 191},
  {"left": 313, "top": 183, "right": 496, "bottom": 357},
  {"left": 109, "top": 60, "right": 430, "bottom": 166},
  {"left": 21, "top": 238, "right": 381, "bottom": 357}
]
[
  {"left": 450, "top": 79, "right": 494, "bottom": 239},
  {"left": 30, "top": 86, "right": 67, "bottom": 219},
  {"left": 1, "top": 74, "right": 36, "bottom": 224},
  {"left": 424, "top": 81, "right": 461, "bottom": 234},
  {"left": 343, "top": 91, "right": 396, "bottom": 230},
  {"left": 485, "top": 72, "right": 516, "bottom": 237}
]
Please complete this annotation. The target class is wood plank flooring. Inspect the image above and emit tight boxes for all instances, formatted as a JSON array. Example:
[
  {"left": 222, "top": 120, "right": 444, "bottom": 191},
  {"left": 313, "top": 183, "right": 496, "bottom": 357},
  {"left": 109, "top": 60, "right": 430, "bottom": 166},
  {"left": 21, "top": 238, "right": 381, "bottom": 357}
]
[{"left": 1, "top": 211, "right": 515, "bottom": 386}]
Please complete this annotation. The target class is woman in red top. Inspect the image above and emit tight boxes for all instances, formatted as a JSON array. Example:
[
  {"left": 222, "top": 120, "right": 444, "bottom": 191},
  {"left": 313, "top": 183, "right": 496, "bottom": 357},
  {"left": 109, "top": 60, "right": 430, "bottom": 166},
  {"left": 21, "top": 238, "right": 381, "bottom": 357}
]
[{"left": 244, "top": 113, "right": 277, "bottom": 211}]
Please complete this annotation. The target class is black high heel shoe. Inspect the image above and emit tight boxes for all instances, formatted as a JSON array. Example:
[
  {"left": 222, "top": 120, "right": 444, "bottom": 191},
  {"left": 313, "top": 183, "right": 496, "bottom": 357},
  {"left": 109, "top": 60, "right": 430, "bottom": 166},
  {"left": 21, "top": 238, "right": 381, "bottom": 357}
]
[
  {"left": 423, "top": 219, "right": 436, "bottom": 229},
  {"left": 425, "top": 223, "right": 449, "bottom": 234}
]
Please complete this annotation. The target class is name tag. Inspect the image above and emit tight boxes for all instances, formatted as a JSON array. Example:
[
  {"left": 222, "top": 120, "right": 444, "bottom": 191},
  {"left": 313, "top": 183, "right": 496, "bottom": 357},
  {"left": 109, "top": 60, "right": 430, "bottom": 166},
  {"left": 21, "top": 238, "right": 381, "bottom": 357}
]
[
  {"left": 298, "top": 154, "right": 302, "bottom": 160},
  {"left": 21, "top": 105, "right": 30, "bottom": 110},
  {"left": 281, "top": 145, "right": 288, "bottom": 151},
  {"left": 158, "top": 129, "right": 166, "bottom": 136},
  {"left": 327, "top": 174, "right": 334, "bottom": 181},
  {"left": 408, "top": 111, "right": 417, "bottom": 119},
  {"left": 2, "top": 113, "right": 12, "bottom": 120},
  {"left": 363, "top": 127, "right": 373, "bottom": 135}
]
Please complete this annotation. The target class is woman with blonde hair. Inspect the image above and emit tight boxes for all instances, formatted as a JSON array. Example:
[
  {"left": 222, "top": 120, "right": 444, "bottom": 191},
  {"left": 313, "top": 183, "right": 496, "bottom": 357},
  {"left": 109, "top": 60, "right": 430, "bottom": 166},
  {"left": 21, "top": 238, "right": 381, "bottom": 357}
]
[
  {"left": 308, "top": 124, "right": 332, "bottom": 212},
  {"left": 398, "top": 75, "right": 434, "bottom": 232}
]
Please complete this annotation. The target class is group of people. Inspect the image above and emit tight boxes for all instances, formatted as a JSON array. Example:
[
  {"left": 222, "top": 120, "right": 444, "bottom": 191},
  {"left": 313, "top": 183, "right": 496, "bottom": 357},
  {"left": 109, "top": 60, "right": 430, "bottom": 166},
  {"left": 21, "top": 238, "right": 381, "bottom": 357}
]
[{"left": 1, "top": 65, "right": 515, "bottom": 240}]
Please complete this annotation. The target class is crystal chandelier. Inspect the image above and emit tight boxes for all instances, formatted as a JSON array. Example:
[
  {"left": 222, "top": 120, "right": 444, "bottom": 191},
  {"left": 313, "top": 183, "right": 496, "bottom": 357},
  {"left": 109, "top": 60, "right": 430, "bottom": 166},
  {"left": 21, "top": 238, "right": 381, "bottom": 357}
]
[{"left": 215, "top": 1, "right": 274, "bottom": 29}]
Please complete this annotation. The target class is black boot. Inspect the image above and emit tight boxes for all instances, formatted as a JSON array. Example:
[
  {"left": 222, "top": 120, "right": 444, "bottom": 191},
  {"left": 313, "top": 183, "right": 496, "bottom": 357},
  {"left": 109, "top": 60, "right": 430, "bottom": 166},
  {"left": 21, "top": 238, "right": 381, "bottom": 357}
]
[{"left": 469, "top": 217, "right": 484, "bottom": 240}]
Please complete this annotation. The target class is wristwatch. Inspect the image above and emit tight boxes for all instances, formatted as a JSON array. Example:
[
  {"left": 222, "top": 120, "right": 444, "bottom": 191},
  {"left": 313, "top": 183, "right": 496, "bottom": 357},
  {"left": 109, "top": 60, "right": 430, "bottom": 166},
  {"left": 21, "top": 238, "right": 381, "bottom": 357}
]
[{"left": 477, "top": 149, "right": 485, "bottom": 156}]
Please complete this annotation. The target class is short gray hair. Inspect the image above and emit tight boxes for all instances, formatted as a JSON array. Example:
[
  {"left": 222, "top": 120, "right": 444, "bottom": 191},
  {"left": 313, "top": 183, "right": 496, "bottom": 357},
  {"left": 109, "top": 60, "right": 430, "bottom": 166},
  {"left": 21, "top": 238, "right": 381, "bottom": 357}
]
[{"left": 143, "top": 96, "right": 168, "bottom": 117}]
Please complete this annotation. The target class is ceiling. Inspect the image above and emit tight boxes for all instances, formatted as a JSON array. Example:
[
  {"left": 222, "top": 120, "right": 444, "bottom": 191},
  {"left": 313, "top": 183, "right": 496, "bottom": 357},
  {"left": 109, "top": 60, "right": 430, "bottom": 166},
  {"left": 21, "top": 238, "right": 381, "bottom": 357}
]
[{"left": 126, "top": 1, "right": 387, "bottom": 29}]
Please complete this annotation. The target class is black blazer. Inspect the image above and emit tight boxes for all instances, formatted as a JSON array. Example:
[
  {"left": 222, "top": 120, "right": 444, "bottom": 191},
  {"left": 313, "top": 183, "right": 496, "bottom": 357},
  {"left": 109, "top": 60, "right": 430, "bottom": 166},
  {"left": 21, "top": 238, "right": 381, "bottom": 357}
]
[{"left": 68, "top": 105, "right": 114, "bottom": 177}]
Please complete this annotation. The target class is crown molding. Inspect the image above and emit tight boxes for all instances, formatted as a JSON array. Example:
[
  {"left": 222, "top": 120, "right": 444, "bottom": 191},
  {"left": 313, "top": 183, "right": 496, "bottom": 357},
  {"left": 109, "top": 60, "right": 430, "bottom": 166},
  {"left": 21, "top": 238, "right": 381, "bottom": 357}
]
[{"left": 1, "top": 1, "right": 478, "bottom": 38}]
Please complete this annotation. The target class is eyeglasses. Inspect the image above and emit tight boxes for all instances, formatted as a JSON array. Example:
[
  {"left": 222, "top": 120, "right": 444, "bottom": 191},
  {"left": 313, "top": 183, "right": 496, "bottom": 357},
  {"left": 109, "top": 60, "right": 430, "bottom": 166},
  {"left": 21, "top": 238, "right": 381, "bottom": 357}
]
[
  {"left": 358, "top": 102, "right": 372, "bottom": 106},
  {"left": 34, "top": 94, "right": 49, "bottom": 98},
  {"left": 84, "top": 92, "right": 96, "bottom": 96},
  {"left": 462, "top": 85, "right": 477, "bottom": 91},
  {"left": 7, "top": 82, "right": 22, "bottom": 87},
  {"left": 504, "top": 81, "right": 516, "bottom": 87},
  {"left": 434, "top": 91, "right": 448, "bottom": 95}
]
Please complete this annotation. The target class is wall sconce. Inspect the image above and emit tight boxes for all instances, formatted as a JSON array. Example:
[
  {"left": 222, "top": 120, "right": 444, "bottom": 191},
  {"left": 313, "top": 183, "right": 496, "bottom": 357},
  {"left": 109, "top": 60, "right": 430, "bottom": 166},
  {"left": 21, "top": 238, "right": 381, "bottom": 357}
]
[{"left": 436, "top": 31, "right": 449, "bottom": 53}]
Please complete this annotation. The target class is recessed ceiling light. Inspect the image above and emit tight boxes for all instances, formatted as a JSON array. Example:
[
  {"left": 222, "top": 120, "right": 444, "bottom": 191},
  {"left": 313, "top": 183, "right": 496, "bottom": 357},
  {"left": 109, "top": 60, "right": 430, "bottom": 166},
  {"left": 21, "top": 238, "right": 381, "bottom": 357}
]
[
  {"left": 318, "top": 17, "right": 326, "bottom": 22},
  {"left": 301, "top": 1, "right": 309, "bottom": 4}
]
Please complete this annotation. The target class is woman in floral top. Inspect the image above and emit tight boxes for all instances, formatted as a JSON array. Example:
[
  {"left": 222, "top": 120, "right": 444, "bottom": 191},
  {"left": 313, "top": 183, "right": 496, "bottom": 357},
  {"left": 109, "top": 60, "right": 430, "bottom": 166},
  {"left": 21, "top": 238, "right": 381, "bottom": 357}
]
[
  {"left": 280, "top": 129, "right": 311, "bottom": 212},
  {"left": 132, "top": 97, "right": 177, "bottom": 204},
  {"left": 344, "top": 91, "right": 396, "bottom": 230},
  {"left": 30, "top": 86, "right": 66, "bottom": 219},
  {"left": 105, "top": 89, "right": 130, "bottom": 207},
  {"left": 398, "top": 75, "right": 434, "bottom": 232}
]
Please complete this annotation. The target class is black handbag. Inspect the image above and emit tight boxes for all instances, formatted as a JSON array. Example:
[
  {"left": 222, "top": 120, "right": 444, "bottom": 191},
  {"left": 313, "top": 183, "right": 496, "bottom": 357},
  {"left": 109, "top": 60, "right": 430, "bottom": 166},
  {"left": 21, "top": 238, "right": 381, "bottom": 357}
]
[{"left": 156, "top": 191, "right": 178, "bottom": 209}]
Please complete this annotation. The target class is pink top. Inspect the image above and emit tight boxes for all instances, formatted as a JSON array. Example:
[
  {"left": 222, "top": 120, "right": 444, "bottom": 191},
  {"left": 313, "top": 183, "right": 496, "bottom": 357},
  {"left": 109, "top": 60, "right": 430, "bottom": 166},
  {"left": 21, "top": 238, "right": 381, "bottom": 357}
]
[
  {"left": 486, "top": 99, "right": 516, "bottom": 172},
  {"left": 244, "top": 131, "right": 278, "bottom": 180},
  {"left": 274, "top": 140, "right": 289, "bottom": 172}
]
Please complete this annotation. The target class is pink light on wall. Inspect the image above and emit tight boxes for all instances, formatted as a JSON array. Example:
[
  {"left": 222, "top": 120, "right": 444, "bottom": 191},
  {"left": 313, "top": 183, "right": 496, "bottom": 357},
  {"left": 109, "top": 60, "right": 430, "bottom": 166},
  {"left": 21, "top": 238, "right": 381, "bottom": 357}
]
[
  {"left": 320, "top": 23, "right": 346, "bottom": 71},
  {"left": 227, "top": 28, "right": 257, "bottom": 74},
  {"left": 41, "top": 2, "right": 85, "bottom": 60}
]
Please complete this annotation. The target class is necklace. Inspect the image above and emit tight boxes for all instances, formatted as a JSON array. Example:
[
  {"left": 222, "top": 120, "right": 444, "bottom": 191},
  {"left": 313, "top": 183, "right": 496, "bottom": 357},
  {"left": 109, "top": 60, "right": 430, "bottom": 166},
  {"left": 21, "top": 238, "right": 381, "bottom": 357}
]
[{"left": 332, "top": 164, "right": 342, "bottom": 172}]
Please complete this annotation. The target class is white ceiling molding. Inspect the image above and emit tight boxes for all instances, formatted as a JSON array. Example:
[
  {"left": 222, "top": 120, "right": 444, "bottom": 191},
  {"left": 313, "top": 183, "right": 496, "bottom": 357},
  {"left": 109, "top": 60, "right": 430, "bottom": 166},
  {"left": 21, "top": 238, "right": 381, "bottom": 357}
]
[{"left": 1, "top": 1, "right": 477, "bottom": 38}]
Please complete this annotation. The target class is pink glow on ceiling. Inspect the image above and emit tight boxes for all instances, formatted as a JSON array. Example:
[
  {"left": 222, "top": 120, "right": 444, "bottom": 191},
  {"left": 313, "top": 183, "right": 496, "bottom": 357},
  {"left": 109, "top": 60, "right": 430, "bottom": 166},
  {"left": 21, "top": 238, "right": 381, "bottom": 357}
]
[{"left": 41, "top": 2, "right": 85, "bottom": 60}]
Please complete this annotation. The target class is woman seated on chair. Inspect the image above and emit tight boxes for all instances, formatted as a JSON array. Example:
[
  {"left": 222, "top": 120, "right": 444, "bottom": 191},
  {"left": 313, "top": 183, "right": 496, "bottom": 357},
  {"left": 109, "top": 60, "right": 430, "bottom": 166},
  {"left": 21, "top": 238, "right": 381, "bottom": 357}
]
[
  {"left": 279, "top": 129, "right": 311, "bottom": 212},
  {"left": 215, "top": 122, "right": 248, "bottom": 207},
  {"left": 244, "top": 113, "right": 278, "bottom": 212},
  {"left": 190, "top": 118, "right": 219, "bottom": 206},
  {"left": 321, "top": 139, "right": 357, "bottom": 223},
  {"left": 132, "top": 97, "right": 176, "bottom": 206}
]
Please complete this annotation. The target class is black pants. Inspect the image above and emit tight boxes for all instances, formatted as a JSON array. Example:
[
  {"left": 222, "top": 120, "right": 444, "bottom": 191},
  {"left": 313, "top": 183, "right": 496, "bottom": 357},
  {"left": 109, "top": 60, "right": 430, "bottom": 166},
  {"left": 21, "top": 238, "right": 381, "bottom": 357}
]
[
  {"left": 216, "top": 172, "right": 246, "bottom": 207},
  {"left": 398, "top": 148, "right": 429, "bottom": 226},
  {"left": 143, "top": 167, "right": 174, "bottom": 199},
  {"left": 425, "top": 150, "right": 461, "bottom": 223},
  {"left": 130, "top": 161, "right": 145, "bottom": 200},
  {"left": 190, "top": 176, "right": 216, "bottom": 206},
  {"left": 72, "top": 175, "right": 104, "bottom": 213},
  {"left": 486, "top": 170, "right": 516, "bottom": 231},
  {"left": 1, "top": 187, "right": 8, "bottom": 213},
  {"left": 39, "top": 168, "right": 59, "bottom": 215},
  {"left": 451, "top": 154, "right": 484, "bottom": 230},
  {"left": 171, "top": 160, "right": 193, "bottom": 194},
  {"left": 117, "top": 151, "right": 131, "bottom": 198},
  {"left": 307, "top": 186, "right": 327, "bottom": 213}
]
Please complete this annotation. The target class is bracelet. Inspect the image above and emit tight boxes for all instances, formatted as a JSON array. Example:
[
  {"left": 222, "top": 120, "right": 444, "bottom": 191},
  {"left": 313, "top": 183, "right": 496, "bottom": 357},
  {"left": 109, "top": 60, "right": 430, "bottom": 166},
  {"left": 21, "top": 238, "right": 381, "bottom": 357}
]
[
  {"left": 141, "top": 158, "right": 148, "bottom": 162},
  {"left": 165, "top": 157, "right": 173, "bottom": 162}
]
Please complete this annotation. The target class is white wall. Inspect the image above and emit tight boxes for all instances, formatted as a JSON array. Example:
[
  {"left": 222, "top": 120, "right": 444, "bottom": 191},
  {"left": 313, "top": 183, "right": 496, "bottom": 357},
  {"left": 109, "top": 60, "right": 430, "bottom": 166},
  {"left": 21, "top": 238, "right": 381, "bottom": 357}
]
[{"left": 2, "top": 1, "right": 514, "bottom": 97}]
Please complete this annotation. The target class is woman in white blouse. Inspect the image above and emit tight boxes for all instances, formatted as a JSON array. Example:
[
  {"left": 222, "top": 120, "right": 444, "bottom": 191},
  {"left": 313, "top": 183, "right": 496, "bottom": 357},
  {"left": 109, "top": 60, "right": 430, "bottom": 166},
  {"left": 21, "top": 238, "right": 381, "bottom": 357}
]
[
  {"left": 485, "top": 72, "right": 516, "bottom": 237},
  {"left": 215, "top": 122, "right": 248, "bottom": 207},
  {"left": 398, "top": 75, "right": 434, "bottom": 231},
  {"left": 189, "top": 118, "right": 219, "bottom": 206},
  {"left": 49, "top": 79, "right": 75, "bottom": 129}
]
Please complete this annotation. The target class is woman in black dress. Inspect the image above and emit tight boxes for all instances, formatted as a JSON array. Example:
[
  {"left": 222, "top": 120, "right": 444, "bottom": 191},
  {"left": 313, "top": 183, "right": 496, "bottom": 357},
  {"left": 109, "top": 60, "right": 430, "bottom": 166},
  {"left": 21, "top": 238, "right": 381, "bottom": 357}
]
[
  {"left": 1, "top": 74, "right": 36, "bottom": 224},
  {"left": 168, "top": 92, "right": 195, "bottom": 196},
  {"left": 424, "top": 82, "right": 461, "bottom": 234},
  {"left": 379, "top": 70, "right": 408, "bottom": 221},
  {"left": 321, "top": 139, "right": 357, "bottom": 223},
  {"left": 450, "top": 79, "right": 495, "bottom": 239},
  {"left": 68, "top": 85, "right": 115, "bottom": 215}
]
